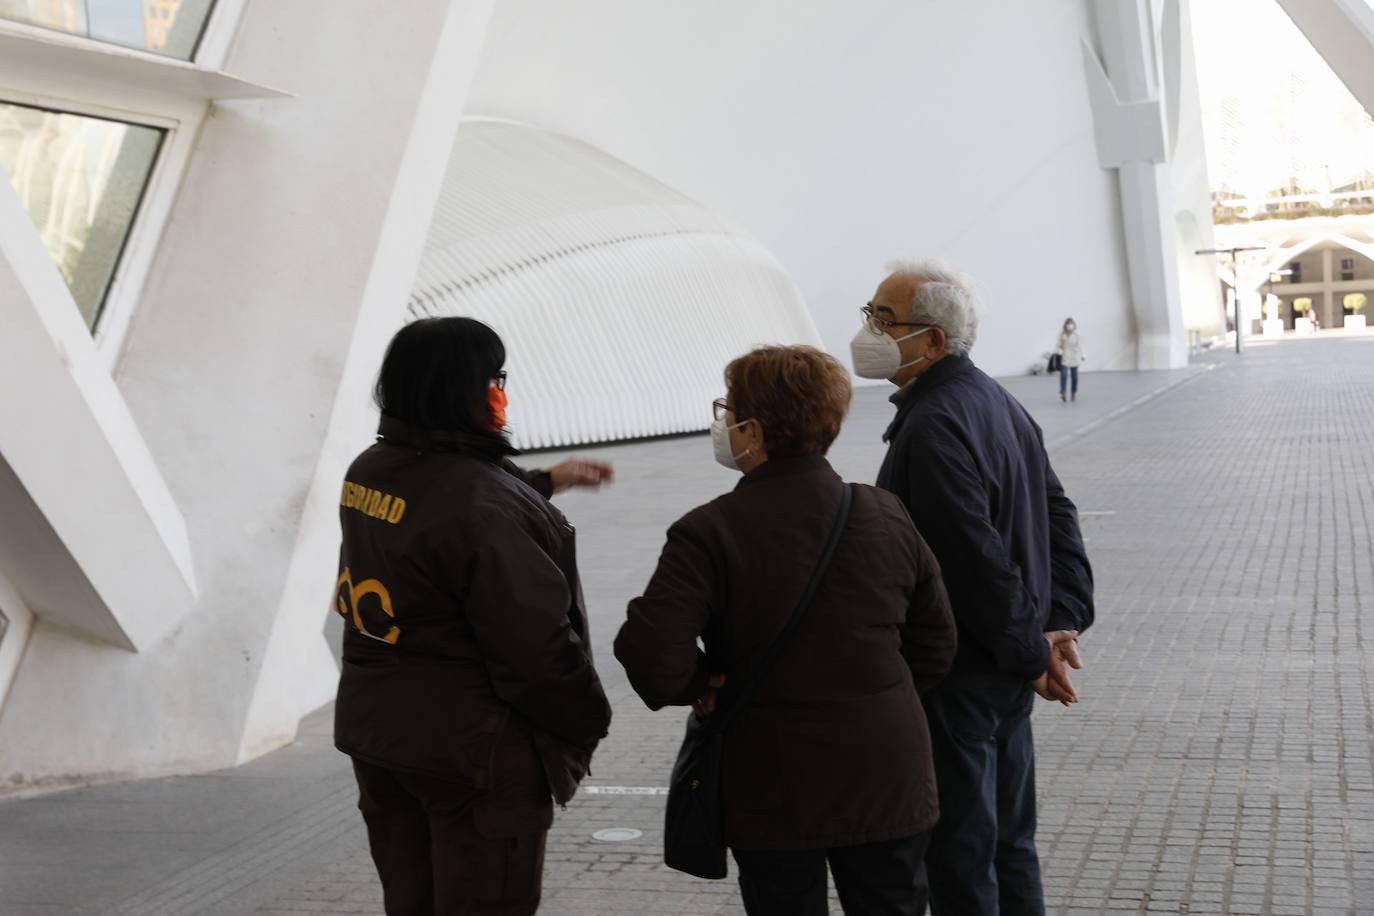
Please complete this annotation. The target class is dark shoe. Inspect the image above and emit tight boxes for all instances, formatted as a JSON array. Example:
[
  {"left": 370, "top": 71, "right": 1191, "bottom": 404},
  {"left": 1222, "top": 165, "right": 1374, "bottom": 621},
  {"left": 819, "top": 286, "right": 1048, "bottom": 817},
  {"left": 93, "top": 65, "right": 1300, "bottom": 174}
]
[{"left": 1060, "top": 393, "right": 1066, "bottom": 402}]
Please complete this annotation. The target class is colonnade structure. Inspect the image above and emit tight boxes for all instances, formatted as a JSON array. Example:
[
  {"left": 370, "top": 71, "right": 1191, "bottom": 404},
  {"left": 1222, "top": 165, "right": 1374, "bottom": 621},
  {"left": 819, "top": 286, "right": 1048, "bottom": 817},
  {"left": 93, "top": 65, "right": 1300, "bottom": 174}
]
[{"left": 0, "top": 0, "right": 1360, "bottom": 789}]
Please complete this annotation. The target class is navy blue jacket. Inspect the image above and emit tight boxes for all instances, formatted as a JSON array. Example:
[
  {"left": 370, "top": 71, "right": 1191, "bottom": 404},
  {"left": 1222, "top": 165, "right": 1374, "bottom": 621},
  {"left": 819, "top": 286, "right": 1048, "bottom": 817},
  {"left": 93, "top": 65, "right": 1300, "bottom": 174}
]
[{"left": 876, "top": 355, "right": 1094, "bottom": 681}]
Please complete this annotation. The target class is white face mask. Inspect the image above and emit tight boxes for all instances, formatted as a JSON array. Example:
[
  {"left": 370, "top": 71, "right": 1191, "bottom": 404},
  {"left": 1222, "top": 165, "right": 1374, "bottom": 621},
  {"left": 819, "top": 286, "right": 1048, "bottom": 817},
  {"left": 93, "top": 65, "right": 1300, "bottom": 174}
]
[
  {"left": 850, "top": 324, "right": 933, "bottom": 380},
  {"left": 1065, "top": 322, "right": 1076, "bottom": 333},
  {"left": 711, "top": 416, "right": 752, "bottom": 470}
]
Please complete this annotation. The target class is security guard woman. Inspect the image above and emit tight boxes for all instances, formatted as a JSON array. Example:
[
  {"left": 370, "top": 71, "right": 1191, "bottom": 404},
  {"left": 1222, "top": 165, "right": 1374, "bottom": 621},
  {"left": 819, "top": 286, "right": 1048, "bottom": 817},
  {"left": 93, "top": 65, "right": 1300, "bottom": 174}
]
[{"left": 333, "top": 316, "right": 613, "bottom": 915}]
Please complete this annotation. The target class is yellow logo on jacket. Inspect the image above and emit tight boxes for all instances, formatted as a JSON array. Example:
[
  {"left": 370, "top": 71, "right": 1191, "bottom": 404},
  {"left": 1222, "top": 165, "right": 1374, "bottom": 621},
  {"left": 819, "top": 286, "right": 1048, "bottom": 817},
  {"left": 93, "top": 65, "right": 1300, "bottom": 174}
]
[
  {"left": 341, "top": 481, "right": 407, "bottom": 524},
  {"left": 334, "top": 568, "right": 400, "bottom": 644}
]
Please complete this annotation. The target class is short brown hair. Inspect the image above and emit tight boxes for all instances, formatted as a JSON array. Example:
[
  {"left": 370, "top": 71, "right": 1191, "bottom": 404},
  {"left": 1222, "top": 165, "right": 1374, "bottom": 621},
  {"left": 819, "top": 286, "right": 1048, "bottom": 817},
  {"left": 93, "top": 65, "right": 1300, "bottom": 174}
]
[{"left": 725, "top": 346, "right": 852, "bottom": 459}]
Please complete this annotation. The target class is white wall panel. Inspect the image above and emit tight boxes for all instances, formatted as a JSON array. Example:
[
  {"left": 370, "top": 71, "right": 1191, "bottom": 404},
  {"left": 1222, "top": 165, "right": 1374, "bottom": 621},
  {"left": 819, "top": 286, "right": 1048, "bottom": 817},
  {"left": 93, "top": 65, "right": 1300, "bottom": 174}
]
[
  {"left": 409, "top": 120, "right": 820, "bottom": 448},
  {"left": 0, "top": 0, "right": 493, "bottom": 792},
  {"left": 465, "top": 0, "right": 1145, "bottom": 376}
]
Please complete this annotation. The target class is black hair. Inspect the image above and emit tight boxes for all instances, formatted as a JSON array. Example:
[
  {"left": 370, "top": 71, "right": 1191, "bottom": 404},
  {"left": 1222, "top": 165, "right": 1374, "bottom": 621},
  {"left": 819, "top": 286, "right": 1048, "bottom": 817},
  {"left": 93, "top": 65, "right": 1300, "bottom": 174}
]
[{"left": 374, "top": 317, "right": 506, "bottom": 437}]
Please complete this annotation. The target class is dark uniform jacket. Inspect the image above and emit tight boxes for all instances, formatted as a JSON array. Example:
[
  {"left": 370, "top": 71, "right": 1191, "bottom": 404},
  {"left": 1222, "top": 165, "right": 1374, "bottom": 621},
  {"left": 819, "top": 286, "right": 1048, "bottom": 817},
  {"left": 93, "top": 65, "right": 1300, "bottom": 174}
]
[
  {"left": 615, "top": 456, "right": 957, "bottom": 850},
  {"left": 333, "top": 417, "right": 612, "bottom": 817},
  {"left": 876, "top": 355, "right": 1094, "bottom": 685}
]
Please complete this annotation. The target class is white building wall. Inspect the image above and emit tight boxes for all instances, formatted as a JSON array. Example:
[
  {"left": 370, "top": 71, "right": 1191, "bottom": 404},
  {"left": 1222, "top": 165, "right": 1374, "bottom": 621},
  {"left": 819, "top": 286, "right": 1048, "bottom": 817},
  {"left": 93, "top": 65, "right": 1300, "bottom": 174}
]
[
  {"left": 0, "top": 0, "right": 1211, "bottom": 790},
  {"left": 465, "top": 0, "right": 1144, "bottom": 374},
  {"left": 0, "top": 0, "right": 494, "bottom": 789}
]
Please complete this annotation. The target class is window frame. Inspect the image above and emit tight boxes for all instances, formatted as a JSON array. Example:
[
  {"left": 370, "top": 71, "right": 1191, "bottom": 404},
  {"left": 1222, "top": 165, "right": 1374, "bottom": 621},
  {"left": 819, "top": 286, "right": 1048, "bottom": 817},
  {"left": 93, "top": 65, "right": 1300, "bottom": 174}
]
[
  {"left": 0, "top": 0, "right": 221, "bottom": 63},
  {"left": 0, "top": 79, "right": 207, "bottom": 368},
  {"left": 0, "top": 569, "right": 34, "bottom": 718},
  {"left": 0, "top": 0, "right": 265, "bottom": 367}
]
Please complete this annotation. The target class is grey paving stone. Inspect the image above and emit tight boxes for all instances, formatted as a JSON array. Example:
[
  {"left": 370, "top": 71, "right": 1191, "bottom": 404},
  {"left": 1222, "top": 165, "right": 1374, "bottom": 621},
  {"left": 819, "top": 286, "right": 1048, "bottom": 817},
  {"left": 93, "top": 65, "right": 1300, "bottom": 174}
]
[{"left": 5, "top": 339, "right": 1374, "bottom": 914}]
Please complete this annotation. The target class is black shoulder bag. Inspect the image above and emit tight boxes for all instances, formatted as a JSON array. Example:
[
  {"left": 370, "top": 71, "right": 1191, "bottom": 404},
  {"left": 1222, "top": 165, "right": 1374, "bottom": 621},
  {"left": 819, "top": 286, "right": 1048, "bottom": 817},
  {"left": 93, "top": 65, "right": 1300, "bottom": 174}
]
[{"left": 664, "top": 483, "right": 854, "bottom": 879}]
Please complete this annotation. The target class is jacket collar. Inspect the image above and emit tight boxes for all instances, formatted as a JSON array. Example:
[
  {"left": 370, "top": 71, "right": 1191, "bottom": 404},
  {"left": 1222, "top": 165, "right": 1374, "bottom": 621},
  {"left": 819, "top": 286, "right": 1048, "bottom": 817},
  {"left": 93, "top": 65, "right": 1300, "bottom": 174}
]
[
  {"left": 735, "top": 454, "right": 835, "bottom": 489},
  {"left": 884, "top": 354, "right": 975, "bottom": 442},
  {"left": 377, "top": 414, "right": 519, "bottom": 460}
]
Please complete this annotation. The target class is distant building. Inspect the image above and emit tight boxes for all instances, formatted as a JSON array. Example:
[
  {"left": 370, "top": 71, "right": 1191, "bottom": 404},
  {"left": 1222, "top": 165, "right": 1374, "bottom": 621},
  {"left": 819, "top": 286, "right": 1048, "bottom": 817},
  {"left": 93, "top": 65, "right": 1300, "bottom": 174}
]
[{"left": 142, "top": 0, "right": 184, "bottom": 53}]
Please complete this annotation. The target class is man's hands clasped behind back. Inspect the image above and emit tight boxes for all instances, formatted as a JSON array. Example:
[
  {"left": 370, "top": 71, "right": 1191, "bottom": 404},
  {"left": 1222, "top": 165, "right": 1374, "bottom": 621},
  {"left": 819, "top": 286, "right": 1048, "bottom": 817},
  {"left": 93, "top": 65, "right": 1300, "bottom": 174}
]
[{"left": 1032, "top": 629, "right": 1084, "bottom": 707}]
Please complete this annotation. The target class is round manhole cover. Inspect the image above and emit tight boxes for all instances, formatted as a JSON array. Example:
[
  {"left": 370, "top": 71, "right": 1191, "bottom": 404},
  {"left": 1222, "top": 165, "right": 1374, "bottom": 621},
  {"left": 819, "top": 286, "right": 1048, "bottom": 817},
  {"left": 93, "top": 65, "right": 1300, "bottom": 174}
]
[{"left": 591, "top": 827, "right": 643, "bottom": 843}]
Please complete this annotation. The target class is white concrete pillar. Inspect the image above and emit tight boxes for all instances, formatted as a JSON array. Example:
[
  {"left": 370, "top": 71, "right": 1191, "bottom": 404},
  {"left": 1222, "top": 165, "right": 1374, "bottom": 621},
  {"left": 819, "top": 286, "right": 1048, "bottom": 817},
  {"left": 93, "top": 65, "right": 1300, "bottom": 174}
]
[
  {"left": 1322, "top": 247, "right": 1336, "bottom": 327},
  {"left": 1083, "top": 0, "right": 1193, "bottom": 369}
]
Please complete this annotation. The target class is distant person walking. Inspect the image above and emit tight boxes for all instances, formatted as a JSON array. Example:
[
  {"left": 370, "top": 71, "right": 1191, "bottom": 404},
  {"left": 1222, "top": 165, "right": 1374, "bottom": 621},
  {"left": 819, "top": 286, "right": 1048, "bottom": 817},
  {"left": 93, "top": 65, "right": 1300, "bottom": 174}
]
[
  {"left": 333, "top": 317, "right": 612, "bottom": 916},
  {"left": 616, "top": 345, "right": 958, "bottom": 915},
  {"left": 1056, "top": 318, "right": 1084, "bottom": 402},
  {"left": 854, "top": 259, "right": 1095, "bottom": 916}
]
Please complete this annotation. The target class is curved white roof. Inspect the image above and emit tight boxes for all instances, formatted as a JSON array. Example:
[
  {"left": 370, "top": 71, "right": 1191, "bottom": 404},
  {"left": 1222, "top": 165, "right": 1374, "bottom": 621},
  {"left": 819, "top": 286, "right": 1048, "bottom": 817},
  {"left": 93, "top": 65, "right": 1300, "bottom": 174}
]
[{"left": 408, "top": 119, "right": 819, "bottom": 449}]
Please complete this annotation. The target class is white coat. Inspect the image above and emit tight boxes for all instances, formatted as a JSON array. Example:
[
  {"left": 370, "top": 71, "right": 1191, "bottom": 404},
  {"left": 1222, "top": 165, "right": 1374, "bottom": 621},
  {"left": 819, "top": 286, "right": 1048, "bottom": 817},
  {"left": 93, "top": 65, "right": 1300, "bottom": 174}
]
[{"left": 1057, "top": 332, "right": 1085, "bottom": 368}]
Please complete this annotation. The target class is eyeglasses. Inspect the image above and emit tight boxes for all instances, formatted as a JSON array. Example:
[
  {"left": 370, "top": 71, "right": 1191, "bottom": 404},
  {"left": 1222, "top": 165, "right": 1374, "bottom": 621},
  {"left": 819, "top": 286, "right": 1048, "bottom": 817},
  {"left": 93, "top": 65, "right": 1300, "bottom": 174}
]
[
  {"left": 493, "top": 371, "right": 507, "bottom": 391},
  {"left": 712, "top": 398, "right": 730, "bottom": 421},
  {"left": 861, "top": 304, "right": 927, "bottom": 333}
]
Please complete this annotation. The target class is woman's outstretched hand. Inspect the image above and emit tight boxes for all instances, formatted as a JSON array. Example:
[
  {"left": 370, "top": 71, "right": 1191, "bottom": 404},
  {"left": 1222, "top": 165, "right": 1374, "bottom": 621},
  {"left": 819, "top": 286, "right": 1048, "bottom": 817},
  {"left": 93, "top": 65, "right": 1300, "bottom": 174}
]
[{"left": 548, "top": 459, "right": 615, "bottom": 493}]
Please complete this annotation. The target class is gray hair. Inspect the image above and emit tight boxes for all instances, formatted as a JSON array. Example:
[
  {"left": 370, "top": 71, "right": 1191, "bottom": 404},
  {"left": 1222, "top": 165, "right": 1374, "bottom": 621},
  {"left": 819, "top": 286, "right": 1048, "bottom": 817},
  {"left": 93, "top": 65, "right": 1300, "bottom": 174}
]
[{"left": 885, "top": 257, "right": 981, "bottom": 356}]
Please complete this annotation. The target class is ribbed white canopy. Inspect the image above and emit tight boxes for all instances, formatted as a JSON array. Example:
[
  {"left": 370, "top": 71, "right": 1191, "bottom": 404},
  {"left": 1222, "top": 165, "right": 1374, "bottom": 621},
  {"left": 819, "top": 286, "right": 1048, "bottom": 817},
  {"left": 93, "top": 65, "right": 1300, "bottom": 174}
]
[{"left": 409, "top": 119, "right": 820, "bottom": 449}]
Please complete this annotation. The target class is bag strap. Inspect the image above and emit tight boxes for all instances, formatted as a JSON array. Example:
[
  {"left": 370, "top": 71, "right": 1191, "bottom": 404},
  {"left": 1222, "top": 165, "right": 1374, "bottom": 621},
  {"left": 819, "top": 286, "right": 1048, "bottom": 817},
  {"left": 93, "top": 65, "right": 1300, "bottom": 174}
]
[{"left": 712, "top": 482, "right": 854, "bottom": 733}]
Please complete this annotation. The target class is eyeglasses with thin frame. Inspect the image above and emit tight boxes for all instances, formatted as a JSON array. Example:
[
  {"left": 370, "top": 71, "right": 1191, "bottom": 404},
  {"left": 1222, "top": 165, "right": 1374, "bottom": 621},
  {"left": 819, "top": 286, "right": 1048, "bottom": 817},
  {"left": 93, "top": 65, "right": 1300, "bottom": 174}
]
[
  {"left": 712, "top": 398, "right": 730, "bottom": 422},
  {"left": 861, "top": 303, "right": 927, "bottom": 334},
  {"left": 493, "top": 371, "right": 508, "bottom": 391}
]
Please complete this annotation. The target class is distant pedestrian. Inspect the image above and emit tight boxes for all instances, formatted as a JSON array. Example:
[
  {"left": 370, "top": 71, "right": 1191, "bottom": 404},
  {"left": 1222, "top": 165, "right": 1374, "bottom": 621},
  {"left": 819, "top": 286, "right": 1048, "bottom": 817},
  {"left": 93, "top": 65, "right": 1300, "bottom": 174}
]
[
  {"left": 1056, "top": 318, "right": 1084, "bottom": 402},
  {"left": 616, "top": 345, "right": 958, "bottom": 916},
  {"left": 333, "top": 317, "right": 612, "bottom": 916},
  {"left": 856, "top": 259, "right": 1096, "bottom": 916}
]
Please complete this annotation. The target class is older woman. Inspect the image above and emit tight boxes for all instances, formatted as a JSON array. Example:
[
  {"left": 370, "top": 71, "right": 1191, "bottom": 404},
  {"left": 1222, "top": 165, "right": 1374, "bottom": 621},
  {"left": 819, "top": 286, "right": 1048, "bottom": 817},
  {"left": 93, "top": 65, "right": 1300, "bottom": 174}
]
[
  {"left": 615, "top": 345, "right": 957, "bottom": 916},
  {"left": 334, "top": 317, "right": 612, "bottom": 916}
]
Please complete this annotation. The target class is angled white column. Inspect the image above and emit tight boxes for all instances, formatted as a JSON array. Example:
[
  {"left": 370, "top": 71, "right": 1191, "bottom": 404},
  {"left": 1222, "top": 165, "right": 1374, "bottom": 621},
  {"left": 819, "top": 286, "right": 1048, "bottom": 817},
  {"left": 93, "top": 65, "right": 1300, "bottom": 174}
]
[
  {"left": 1275, "top": 0, "right": 1374, "bottom": 119},
  {"left": 237, "top": 0, "right": 497, "bottom": 763},
  {"left": 0, "top": 171, "right": 195, "bottom": 651},
  {"left": 1083, "top": 0, "right": 1190, "bottom": 368}
]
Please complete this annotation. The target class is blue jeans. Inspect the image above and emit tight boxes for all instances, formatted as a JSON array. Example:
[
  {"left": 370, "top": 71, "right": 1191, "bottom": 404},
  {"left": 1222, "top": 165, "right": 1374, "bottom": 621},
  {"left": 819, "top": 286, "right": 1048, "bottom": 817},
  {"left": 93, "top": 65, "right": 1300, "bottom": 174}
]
[
  {"left": 1058, "top": 366, "right": 1078, "bottom": 396},
  {"left": 922, "top": 678, "right": 1044, "bottom": 916}
]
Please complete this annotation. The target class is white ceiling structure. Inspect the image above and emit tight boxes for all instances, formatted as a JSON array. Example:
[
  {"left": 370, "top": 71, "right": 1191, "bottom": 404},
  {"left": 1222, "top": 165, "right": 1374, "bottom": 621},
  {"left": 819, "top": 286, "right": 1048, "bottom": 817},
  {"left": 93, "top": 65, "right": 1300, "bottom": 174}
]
[{"left": 409, "top": 119, "right": 819, "bottom": 448}]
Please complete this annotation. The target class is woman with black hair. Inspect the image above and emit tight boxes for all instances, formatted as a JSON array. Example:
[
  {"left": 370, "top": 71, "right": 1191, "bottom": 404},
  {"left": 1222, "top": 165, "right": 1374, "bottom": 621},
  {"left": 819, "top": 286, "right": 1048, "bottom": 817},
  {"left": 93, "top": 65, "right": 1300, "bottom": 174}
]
[{"left": 333, "top": 316, "right": 613, "bottom": 915}]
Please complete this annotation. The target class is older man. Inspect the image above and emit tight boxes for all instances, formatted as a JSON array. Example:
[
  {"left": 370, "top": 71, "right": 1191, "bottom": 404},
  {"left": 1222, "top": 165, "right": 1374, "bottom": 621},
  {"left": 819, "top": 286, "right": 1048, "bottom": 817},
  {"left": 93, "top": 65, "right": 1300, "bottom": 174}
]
[{"left": 853, "top": 259, "right": 1094, "bottom": 916}]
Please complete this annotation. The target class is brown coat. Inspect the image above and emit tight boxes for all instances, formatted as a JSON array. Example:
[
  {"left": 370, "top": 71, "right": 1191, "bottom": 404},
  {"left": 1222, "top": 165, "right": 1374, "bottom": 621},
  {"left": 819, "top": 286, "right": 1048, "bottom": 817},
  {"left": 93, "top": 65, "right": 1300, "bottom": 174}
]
[
  {"left": 333, "top": 419, "right": 612, "bottom": 816},
  {"left": 615, "top": 456, "right": 956, "bottom": 850}
]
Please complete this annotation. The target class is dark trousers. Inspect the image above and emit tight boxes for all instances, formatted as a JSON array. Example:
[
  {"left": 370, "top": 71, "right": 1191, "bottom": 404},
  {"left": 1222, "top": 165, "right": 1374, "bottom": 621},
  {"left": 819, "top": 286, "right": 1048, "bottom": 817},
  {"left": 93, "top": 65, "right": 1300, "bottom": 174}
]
[
  {"left": 922, "top": 681, "right": 1044, "bottom": 916},
  {"left": 1058, "top": 366, "right": 1078, "bottom": 397},
  {"left": 352, "top": 759, "right": 547, "bottom": 916},
  {"left": 733, "top": 832, "right": 931, "bottom": 915}
]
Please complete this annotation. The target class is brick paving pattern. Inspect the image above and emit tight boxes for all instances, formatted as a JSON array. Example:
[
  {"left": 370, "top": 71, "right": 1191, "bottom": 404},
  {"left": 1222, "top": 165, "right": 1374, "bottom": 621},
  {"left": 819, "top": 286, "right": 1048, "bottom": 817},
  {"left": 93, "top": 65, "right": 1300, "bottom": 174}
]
[{"left": 2, "top": 336, "right": 1372, "bottom": 915}]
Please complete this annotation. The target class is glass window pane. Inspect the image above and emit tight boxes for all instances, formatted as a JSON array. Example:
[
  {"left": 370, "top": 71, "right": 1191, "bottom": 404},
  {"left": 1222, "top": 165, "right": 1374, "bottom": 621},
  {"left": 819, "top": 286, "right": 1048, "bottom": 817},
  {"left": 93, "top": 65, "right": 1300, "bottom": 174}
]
[
  {"left": 0, "top": 0, "right": 216, "bottom": 60},
  {"left": 0, "top": 103, "right": 163, "bottom": 331}
]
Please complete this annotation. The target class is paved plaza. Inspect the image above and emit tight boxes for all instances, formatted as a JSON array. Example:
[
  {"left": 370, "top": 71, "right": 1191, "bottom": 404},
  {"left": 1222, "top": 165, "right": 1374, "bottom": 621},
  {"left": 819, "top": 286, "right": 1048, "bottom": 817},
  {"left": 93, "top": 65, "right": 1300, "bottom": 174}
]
[{"left": 3, "top": 336, "right": 1373, "bottom": 915}]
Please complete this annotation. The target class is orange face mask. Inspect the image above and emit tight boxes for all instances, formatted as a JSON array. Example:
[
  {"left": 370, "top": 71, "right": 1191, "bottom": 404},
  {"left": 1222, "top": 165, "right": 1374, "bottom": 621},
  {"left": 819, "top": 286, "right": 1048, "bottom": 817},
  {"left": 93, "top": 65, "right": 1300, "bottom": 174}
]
[{"left": 488, "top": 384, "right": 508, "bottom": 432}]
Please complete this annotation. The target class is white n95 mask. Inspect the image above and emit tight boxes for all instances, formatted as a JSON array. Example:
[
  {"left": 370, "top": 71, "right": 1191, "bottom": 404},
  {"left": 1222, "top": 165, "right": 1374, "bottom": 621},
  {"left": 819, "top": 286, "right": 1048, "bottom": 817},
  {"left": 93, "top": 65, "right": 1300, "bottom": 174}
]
[
  {"left": 850, "top": 324, "right": 932, "bottom": 380},
  {"left": 711, "top": 417, "right": 750, "bottom": 470}
]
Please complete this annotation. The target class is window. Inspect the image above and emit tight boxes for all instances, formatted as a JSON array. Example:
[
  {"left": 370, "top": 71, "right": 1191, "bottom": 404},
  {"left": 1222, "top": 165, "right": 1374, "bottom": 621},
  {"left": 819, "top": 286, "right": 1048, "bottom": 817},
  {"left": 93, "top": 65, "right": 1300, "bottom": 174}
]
[
  {"left": 1289, "top": 262, "right": 1302, "bottom": 284},
  {"left": 1342, "top": 258, "right": 1355, "bottom": 270},
  {"left": 0, "top": 0, "right": 216, "bottom": 60},
  {"left": 0, "top": 102, "right": 164, "bottom": 331},
  {"left": 1342, "top": 272, "right": 1355, "bottom": 282}
]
